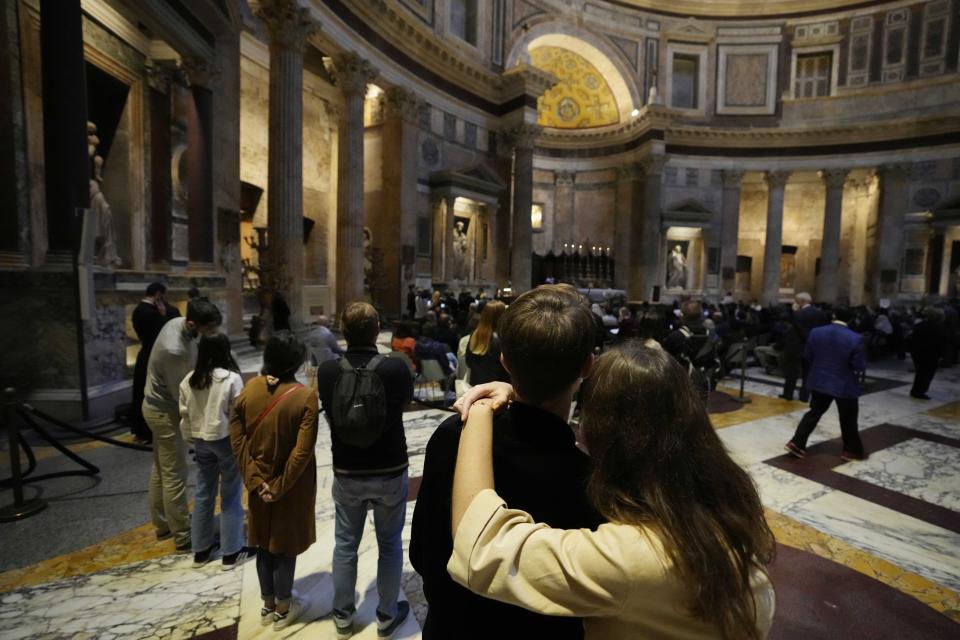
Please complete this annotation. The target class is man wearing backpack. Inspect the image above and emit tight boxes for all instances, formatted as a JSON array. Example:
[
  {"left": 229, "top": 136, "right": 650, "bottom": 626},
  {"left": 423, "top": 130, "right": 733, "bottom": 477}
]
[{"left": 317, "top": 302, "right": 414, "bottom": 639}]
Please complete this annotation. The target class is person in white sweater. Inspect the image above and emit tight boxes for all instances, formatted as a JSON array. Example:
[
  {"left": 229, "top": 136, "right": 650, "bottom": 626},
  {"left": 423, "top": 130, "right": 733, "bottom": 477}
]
[
  {"left": 179, "top": 333, "right": 248, "bottom": 569},
  {"left": 449, "top": 343, "right": 776, "bottom": 640}
]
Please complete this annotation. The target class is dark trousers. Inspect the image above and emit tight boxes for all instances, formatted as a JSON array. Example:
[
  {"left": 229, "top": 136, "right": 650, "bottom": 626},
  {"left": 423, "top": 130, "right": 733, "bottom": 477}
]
[
  {"left": 257, "top": 549, "right": 297, "bottom": 603},
  {"left": 910, "top": 355, "right": 938, "bottom": 397},
  {"left": 781, "top": 355, "right": 802, "bottom": 400},
  {"left": 797, "top": 358, "right": 811, "bottom": 401},
  {"left": 790, "top": 391, "right": 863, "bottom": 456},
  {"left": 131, "top": 348, "right": 152, "bottom": 441}
]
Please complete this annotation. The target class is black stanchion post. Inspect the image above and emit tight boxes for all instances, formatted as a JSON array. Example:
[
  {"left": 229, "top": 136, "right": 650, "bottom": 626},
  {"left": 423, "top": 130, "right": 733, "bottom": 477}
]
[
  {"left": 0, "top": 388, "right": 48, "bottom": 522},
  {"left": 733, "top": 340, "right": 752, "bottom": 405}
]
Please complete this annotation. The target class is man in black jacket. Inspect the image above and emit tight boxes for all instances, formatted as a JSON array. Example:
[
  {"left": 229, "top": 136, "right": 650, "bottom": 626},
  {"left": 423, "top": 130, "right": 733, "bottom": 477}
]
[
  {"left": 794, "top": 292, "right": 829, "bottom": 401},
  {"left": 410, "top": 284, "right": 604, "bottom": 640},
  {"left": 317, "top": 302, "right": 414, "bottom": 639},
  {"left": 130, "top": 282, "right": 180, "bottom": 444}
]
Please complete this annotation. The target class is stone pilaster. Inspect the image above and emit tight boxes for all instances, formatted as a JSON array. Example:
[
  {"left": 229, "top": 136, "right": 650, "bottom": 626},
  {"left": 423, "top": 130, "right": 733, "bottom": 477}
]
[
  {"left": 874, "top": 163, "right": 913, "bottom": 300},
  {"left": 329, "top": 51, "right": 376, "bottom": 310},
  {"left": 554, "top": 170, "right": 575, "bottom": 247},
  {"left": 382, "top": 86, "right": 422, "bottom": 314},
  {"left": 638, "top": 155, "right": 666, "bottom": 300},
  {"left": 615, "top": 163, "right": 641, "bottom": 294},
  {"left": 761, "top": 170, "right": 791, "bottom": 306},
  {"left": 719, "top": 170, "right": 745, "bottom": 294},
  {"left": 258, "top": 0, "right": 317, "bottom": 326},
  {"left": 503, "top": 123, "right": 540, "bottom": 293},
  {"left": 816, "top": 168, "right": 850, "bottom": 304}
]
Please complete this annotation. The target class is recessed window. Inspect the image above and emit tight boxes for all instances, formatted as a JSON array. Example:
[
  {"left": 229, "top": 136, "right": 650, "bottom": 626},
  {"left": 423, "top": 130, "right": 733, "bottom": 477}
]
[
  {"left": 671, "top": 53, "right": 699, "bottom": 109},
  {"left": 449, "top": 0, "right": 478, "bottom": 46},
  {"left": 795, "top": 52, "right": 832, "bottom": 98}
]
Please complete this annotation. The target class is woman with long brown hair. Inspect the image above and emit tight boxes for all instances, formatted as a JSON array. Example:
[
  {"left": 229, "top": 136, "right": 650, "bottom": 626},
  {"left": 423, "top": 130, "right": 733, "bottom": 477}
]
[
  {"left": 464, "top": 300, "right": 509, "bottom": 386},
  {"left": 449, "top": 342, "right": 776, "bottom": 639}
]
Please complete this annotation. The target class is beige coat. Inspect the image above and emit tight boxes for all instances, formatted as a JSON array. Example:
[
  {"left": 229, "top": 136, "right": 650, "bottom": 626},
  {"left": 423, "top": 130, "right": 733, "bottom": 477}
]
[{"left": 230, "top": 376, "right": 318, "bottom": 556}]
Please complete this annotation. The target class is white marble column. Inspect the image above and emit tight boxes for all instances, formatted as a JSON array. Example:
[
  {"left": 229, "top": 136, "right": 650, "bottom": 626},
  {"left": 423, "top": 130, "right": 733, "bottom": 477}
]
[
  {"left": 875, "top": 163, "right": 913, "bottom": 300},
  {"left": 761, "top": 170, "right": 791, "bottom": 306},
  {"left": 330, "top": 52, "right": 376, "bottom": 309},
  {"left": 816, "top": 168, "right": 850, "bottom": 304},
  {"left": 432, "top": 192, "right": 457, "bottom": 283},
  {"left": 639, "top": 155, "right": 666, "bottom": 300},
  {"left": 258, "top": 0, "right": 316, "bottom": 327},
  {"left": 719, "top": 170, "right": 745, "bottom": 294},
  {"left": 505, "top": 123, "right": 540, "bottom": 293}
]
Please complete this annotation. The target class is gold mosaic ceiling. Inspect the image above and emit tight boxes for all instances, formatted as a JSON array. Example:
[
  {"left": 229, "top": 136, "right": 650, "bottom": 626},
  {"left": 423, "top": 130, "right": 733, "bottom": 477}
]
[
  {"left": 602, "top": 0, "right": 870, "bottom": 17},
  {"left": 530, "top": 46, "right": 620, "bottom": 129}
]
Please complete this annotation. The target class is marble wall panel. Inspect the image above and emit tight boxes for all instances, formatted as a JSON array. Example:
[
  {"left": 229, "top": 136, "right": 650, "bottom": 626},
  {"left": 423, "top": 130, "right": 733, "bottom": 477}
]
[{"left": 573, "top": 187, "right": 616, "bottom": 251}]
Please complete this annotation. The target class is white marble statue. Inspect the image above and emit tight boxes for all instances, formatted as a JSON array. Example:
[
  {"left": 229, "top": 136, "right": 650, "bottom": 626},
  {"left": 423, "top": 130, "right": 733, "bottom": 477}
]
[
  {"left": 87, "top": 122, "right": 121, "bottom": 267},
  {"left": 452, "top": 219, "right": 469, "bottom": 280},
  {"left": 667, "top": 244, "right": 687, "bottom": 289}
]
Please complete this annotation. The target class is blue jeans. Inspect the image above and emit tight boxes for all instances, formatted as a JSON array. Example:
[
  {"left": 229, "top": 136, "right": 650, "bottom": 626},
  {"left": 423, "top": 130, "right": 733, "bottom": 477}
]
[
  {"left": 332, "top": 470, "right": 408, "bottom": 619},
  {"left": 191, "top": 437, "right": 245, "bottom": 555}
]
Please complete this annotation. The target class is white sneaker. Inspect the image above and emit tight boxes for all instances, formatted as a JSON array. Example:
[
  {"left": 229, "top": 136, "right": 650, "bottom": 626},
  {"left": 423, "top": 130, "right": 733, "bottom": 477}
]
[{"left": 273, "top": 599, "right": 303, "bottom": 631}]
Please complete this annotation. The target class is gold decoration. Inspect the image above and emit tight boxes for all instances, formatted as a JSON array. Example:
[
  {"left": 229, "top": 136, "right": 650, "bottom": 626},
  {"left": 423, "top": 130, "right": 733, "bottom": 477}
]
[{"left": 530, "top": 46, "right": 619, "bottom": 129}]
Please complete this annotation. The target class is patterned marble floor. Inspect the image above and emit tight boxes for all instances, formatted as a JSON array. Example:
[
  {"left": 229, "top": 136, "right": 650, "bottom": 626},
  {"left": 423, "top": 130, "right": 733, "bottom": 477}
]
[{"left": 0, "top": 340, "right": 958, "bottom": 639}]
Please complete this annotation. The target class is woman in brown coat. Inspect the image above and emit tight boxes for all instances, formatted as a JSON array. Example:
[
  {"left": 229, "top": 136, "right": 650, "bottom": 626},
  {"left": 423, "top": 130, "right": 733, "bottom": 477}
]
[{"left": 230, "top": 331, "right": 318, "bottom": 630}]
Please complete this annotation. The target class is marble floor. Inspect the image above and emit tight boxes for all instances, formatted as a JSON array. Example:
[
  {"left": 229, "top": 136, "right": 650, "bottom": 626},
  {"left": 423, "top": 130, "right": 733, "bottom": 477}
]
[{"left": 0, "top": 337, "right": 958, "bottom": 639}]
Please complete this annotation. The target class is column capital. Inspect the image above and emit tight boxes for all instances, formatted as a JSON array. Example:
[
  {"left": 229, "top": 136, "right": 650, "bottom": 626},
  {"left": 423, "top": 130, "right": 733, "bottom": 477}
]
[
  {"left": 616, "top": 163, "right": 642, "bottom": 181},
  {"left": 640, "top": 154, "right": 667, "bottom": 177},
  {"left": 258, "top": 0, "right": 318, "bottom": 52},
  {"left": 876, "top": 162, "right": 913, "bottom": 182},
  {"left": 145, "top": 58, "right": 176, "bottom": 93},
  {"left": 500, "top": 123, "right": 541, "bottom": 152},
  {"left": 180, "top": 56, "right": 221, "bottom": 89},
  {"left": 383, "top": 86, "right": 424, "bottom": 124},
  {"left": 764, "top": 170, "right": 791, "bottom": 189},
  {"left": 327, "top": 52, "right": 377, "bottom": 98},
  {"left": 820, "top": 168, "right": 851, "bottom": 189},
  {"left": 556, "top": 169, "right": 576, "bottom": 185},
  {"left": 721, "top": 169, "right": 746, "bottom": 189}
]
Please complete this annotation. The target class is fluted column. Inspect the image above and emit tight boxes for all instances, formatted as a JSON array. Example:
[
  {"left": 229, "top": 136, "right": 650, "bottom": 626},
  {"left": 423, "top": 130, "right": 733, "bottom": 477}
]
[
  {"left": 614, "top": 164, "right": 640, "bottom": 292},
  {"left": 259, "top": 0, "right": 316, "bottom": 326},
  {"left": 505, "top": 123, "right": 540, "bottom": 293},
  {"left": 382, "top": 86, "right": 422, "bottom": 314},
  {"left": 816, "top": 168, "right": 850, "bottom": 304},
  {"left": 875, "top": 163, "right": 913, "bottom": 300},
  {"left": 432, "top": 192, "right": 457, "bottom": 282},
  {"left": 761, "top": 170, "right": 791, "bottom": 305},
  {"left": 639, "top": 155, "right": 666, "bottom": 300},
  {"left": 330, "top": 52, "right": 376, "bottom": 309},
  {"left": 719, "top": 170, "right": 745, "bottom": 294}
]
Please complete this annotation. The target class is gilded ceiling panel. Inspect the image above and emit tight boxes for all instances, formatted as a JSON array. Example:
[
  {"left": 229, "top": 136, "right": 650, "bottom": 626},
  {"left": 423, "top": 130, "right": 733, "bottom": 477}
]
[{"left": 530, "top": 46, "right": 620, "bottom": 129}]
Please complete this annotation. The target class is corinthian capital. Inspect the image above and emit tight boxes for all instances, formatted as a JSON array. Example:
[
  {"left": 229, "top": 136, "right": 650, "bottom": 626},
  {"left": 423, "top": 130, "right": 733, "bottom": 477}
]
[
  {"left": 764, "top": 170, "right": 791, "bottom": 190},
  {"left": 820, "top": 168, "right": 850, "bottom": 189},
  {"left": 180, "top": 56, "right": 221, "bottom": 88},
  {"left": 556, "top": 170, "right": 576, "bottom": 185},
  {"left": 327, "top": 52, "right": 378, "bottom": 98},
  {"left": 721, "top": 169, "right": 745, "bottom": 189},
  {"left": 384, "top": 86, "right": 423, "bottom": 123},
  {"left": 258, "top": 0, "right": 318, "bottom": 52},
  {"left": 500, "top": 123, "right": 541, "bottom": 152},
  {"left": 640, "top": 154, "right": 667, "bottom": 177}
]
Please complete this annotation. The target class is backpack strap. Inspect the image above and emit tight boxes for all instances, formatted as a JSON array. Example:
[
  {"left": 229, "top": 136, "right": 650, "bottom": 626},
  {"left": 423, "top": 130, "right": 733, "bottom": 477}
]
[
  {"left": 365, "top": 355, "right": 385, "bottom": 371},
  {"left": 251, "top": 383, "right": 304, "bottom": 430},
  {"left": 338, "top": 357, "right": 356, "bottom": 373}
]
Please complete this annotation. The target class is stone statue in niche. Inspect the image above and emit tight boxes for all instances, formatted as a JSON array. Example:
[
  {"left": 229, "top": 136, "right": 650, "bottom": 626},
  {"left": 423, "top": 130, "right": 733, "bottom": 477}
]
[
  {"left": 87, "top": 122, "right": 121, "bottom": 267},
  {"left": 452, "top": 216, "right": 470, "bottom": 281},
  {"left": 667, "top": 244, "right": 687, "bottom": 288}
]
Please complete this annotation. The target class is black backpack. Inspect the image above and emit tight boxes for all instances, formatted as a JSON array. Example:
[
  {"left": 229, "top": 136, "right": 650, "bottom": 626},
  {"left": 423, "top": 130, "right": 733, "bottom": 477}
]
[{"left": 330, "top": 356, "right": 387, "bottom": 448}]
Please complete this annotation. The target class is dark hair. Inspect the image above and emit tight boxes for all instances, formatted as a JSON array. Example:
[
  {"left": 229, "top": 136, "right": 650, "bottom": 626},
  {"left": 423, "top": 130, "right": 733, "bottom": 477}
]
[
  {"left": 186, "top": 299, "right": 222, "bottom": 327},
  {"left": 189, "top": 334, "right": 239, "bottom": 389},
  {"left": 833, "top": 306, "right": 853, "bottom": 324},
  {"left": 580, "top": 343, "right": 774, "bottom": 639},
  {"left": 187, "top": 287, "right": 201, "bottom": 299},
  {"left": 681, "top": 300, "right": 702, "bottom": 324},
  {"left": 341, "top": 301, "right": 379, "bottom": 346},
  {"left": 261, "top": 331, "right": 306, "bottom": 381},
  {"left": 498, "top": 284, "right": 595, "bottom": 404},
  {"left": 637, "top": 310, "right": 664, "bottom": 342},
  {"left": 146, "top": 282, "right": 166, "bottom": 296}
]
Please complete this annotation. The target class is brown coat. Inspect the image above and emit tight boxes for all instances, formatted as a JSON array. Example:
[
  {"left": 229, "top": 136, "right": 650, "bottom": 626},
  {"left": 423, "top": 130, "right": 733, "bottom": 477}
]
[{"left": 230, "top": 376, "right": 318, "bottom": 556}]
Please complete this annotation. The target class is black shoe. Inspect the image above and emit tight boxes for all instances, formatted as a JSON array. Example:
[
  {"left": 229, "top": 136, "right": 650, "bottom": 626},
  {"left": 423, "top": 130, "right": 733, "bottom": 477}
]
[
  {"left": 192, "top": 544, "right": 217, "bottom": 567},
  {"left": 221, "top": 546, "right": 255, "bottom": 571},
  {"left": 377, "top": 601, "right": 410, "bottom": 639},
  {"left": 778, "top": 394, "right": 794, "bottom": 401},
  {"left": 910, "top": 393, "right": 931, "bottom": 400}
]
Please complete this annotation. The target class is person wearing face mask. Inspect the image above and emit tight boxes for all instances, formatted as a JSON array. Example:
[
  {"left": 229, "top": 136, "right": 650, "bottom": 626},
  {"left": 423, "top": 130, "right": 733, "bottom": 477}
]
[{"left": 143, "top": 299, "right": 223, "bottom": 552}]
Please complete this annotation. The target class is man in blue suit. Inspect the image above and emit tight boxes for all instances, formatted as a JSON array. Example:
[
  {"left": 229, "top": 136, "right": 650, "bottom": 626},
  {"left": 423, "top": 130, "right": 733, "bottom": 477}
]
[
  {"left": 793, "top": 292, "right": 829, "bottom": 402},
  {"left": 785, "top": 307, "right": 867, "bottom": 461}
]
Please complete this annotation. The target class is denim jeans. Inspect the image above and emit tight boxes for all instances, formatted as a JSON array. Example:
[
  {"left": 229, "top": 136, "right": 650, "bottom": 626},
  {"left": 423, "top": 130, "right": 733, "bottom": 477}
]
[
  {"left": 332, "top": 470, "right": 408, "bottom": 619},
  {"left": 191, "top": 437, "right": 245, "bottom": 555},
  {"left": 257, "top": 549, "right": 297, "bottom": 603}
]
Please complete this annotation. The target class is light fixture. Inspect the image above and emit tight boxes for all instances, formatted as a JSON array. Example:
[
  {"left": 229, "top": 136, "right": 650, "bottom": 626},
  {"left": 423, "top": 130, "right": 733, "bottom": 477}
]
[{"left": 631, "top": 108, "right": 640, "bottom": 117}]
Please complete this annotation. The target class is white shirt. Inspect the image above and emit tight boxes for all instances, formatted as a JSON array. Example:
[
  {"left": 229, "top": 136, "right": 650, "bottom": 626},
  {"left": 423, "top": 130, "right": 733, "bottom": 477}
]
[{"left": 178, "top": 368, "right": 244, "bottom": 442}]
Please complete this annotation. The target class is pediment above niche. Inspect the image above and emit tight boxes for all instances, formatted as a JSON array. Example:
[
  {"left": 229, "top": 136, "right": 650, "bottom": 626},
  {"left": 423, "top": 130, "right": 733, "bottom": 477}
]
[
  {"left": 663, "top": 198, "right": 713, "bottom": 228},
  {"left": 666, "top": 18, "right": 715, "bottom": 42}
]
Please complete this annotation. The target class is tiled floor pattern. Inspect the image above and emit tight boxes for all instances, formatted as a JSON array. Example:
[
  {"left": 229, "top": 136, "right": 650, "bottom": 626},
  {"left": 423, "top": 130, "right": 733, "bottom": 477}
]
[{"left": 1, "top": 344, "right": 958, "bottom": 638}]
